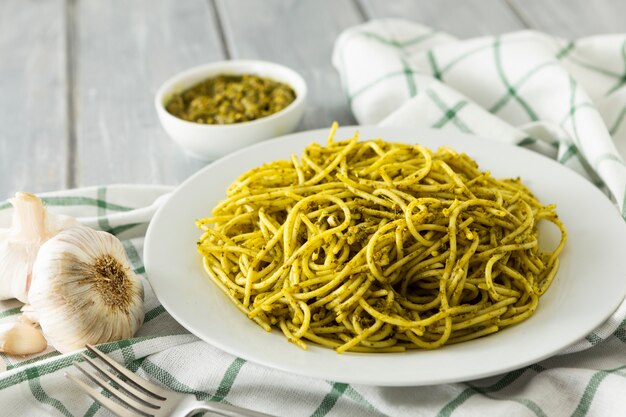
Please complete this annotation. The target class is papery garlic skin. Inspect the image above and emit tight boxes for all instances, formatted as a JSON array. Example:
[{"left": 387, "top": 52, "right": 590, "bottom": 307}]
[
  {"left": 29, "top": 227, "right": 144, "bottom": 353},
  {"left": 0, "top": 322, "right": 47, "bottom": 356},
  {"left": 0, "top": 192, "right": 80, "bottom": 302}
]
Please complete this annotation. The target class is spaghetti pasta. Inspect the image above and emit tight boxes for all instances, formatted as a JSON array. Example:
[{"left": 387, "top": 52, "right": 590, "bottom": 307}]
[{"left": 196, "top": 124, "right": 567, "bottom": 353}]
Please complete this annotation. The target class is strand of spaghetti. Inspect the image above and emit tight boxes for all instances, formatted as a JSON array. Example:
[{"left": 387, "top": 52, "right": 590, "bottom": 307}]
[
  {"left": 337, "top": 319, "right": 384, "bottom": 353},
  {"left": 484, "top": 253, "right": 507, "bottom": 301},
  {"left": 302, "top": 134, "right": 358, "bottom": 185},
  {"left": 202, "top": 258, "right": 271, "bottom": 331},
  {"left": 405, "top": 316, "right": 453, "bottom": 349}
]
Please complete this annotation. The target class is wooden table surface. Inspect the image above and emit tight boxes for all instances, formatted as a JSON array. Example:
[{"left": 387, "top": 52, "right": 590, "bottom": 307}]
[{"left": 2, "top": 0, "right": 625, "bottom": 199}]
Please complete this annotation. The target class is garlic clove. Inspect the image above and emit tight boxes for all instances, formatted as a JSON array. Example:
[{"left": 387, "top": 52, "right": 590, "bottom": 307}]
[
  {"left": 29, "top": 227, "right": 144, "bottom": 353},
  {"left": 19, "top": 304, "right": 39, "bottom": 325},
  {"left": 0, "top": 322, "right": 47, "bottom": 356},
  {"left": 0, "top": 192, "right": 81, "bottom": 302}
]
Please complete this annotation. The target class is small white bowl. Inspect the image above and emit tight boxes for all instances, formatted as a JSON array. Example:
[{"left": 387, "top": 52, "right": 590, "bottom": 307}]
[{"left": 155, "top": 60, "right": 307, "bottom": 160}]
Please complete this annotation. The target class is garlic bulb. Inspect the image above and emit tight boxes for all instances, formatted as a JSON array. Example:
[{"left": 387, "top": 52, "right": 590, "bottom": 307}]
[
  {"left": 0, "top": 322, "right": 47, "bottom": 356},
  {"left": 27, "top": 227, "right": 144, "bottom": 353},
  {"left": 0, "top": 192, "right": 80, "bottom": 302}
]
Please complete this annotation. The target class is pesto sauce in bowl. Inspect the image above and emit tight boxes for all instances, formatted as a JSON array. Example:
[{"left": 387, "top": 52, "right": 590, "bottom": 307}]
[{"left": 165, "top": 74, "right": 296, "bottom": 125}]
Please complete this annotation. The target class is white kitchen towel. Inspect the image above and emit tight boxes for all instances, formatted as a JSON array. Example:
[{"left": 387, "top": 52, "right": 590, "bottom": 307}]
[{"left": 333, "top": 19, "right": 626, "bottom": 219}]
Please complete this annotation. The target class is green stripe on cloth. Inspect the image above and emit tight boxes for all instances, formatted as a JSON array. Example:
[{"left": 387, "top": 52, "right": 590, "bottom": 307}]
[
  {"left": 622, "top": 184, "right": 626, "bottom": 219},
  {"left": 108, "top": 222, "right": 142, "bottom": 236},
  {"left": 122, "top": 240, "right": 145, "bottom": 275},
  {"left": 605, "top": 76, "right": 626, "bottom": 95},
  {"left": 83, "top": 401, "right": 100, "bottom": 417},
  {"left": 144, "top": 305, "right": 167, "bottom": 323},
  {"left": 571, "top": 363, "right": 626, "bottom": 417},
  {"left": 556, "top": 41, "right": 575, "bottom": 60},
  {"left": 210, "top": 357, "right": 246, "bottom": 402},
  {"left": 437, "top": 38, "right": 530, "bottom": 78},
  {"left": 140, "top": 359, "right": 211, "bottom": 401},
  {"left": 605, "top": 39, "right": 626, "bottom": 95},
  {"left": 425, "top": 89, "right": 472, "bottom": 133},
  {"left": 140, "top": 360, "right": 209, "bottom": 400},
  {"left": 463, "top": 384, "right": 548, "bottom": 417},
  {"left": 437, "top": 364, "right": 545, "bottom": 417},
  {"left": 400, "top": 57, "right": 418, "bottom": 97},
  {"left": 118, "top": 339, "right": 136, "bottom": 367},
  {"left": 489, "top": 61, "right": 557, "bottom": 115},
  {"left": 593, "top": 153, "right": 626, "bottom": 172},
  {"left": 342, "top": 385, "right": 383, "bottom": 415},
  {"left": 0, "top": 195, "right": 135, "bottom": 212},
  {"left": 141, "top": 356, "right": 247, "bottom": 406},
  {"left": 338, "top": 29, "right": 435, "bottom": 102},
  {"left": 81, "top": 356, "right": 148, "bottom": 417},
  {"left": 6, "top": 352, "right": 61, "bottom": 371},
  {"left": 97, "top": 187, "right": 111, "bottom": 232},
  {"left": 566, "top": 54, "right": 622, "bottom": 79},
  {"left": 614, "top": 327, "right": 626, "bottom": 343},
  {"left": 0, "top": 196, "right": 134, "bottom": 212},
  {"left": 0, "top": 356, "right": 75, "bottom": 391},
  {"left": 584, "top": 322, "right": 626, "bottom": 347},
  {"left": 517, "top": 137, "right": 537, "bottom": 147},
  {"left": 432, "top": 101, "right": 469, "bottom": 129},
  {"left": 609, "top": 103, "right": 626, "bottom": 135},
  {"left": 585, "top": 332, "right": 603, "bottom": 346},
  {"left": 349, "top": 70, "right": 409, "bottom": 103},
  {"left": 428, "top": 49, "right": 442, "bottom": 80},
  {"left": 310, "top": 382, "right": 349, "bottom": 417},
  {"left": 359, "top": 30, "right": 437, "bottom": 49},
  {"left": 440, "top": 44, "right": 494, "bottom": 76},
  {"left": 559, "top": 144, "right": 578, "bottom": 164},
  {"left": 27, "top": 367, "right": 74, "bottom": 417},
  {"left": 559, "top": 103, "right": 595, "bottom": 128},
  {"left": 0, "top": 307, "right": 22, "bottom": 319},
  {"left": 43, "top": 196, "right": 134, "bottom": 212},
  {"left": 0, "top": 335, "right": 160, "bottom": 391},
  {"left": 493, "top": 37, "right": 539, "bottom": 122},
  {"left": 561, "top": 76, "right": 607, "bottom": 188}
]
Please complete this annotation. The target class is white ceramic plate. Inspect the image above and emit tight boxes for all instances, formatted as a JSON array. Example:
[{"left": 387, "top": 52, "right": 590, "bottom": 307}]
[{"left": 144, "top": 126, "right": 626, "bottom": 386}]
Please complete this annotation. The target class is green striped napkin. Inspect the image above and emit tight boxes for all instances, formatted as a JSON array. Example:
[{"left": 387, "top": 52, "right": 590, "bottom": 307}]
[{"left": 333, "top": 19, "right": 626, "bottom": 216}]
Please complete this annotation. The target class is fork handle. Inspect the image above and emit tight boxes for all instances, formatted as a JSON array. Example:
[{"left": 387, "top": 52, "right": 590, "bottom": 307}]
[{"left": 185, "top": 398, "right": 276, "bottom": 417}]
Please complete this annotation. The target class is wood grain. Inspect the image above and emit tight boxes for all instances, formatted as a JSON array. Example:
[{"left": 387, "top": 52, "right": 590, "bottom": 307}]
[
  {"left": 73, "top": 0, "right": 224, "bottom": 187},
  {"left": 216, "top": 0, "right": 363, "bottom": 130},
  {"left": 508, "top": 0, "right": 626, "bottom": 38},
  {"left": 359, "top": 0, "right": 526, "bottom": 38},
  {"left": 0, "top": 0, "right": 68, "bottom": 199}
]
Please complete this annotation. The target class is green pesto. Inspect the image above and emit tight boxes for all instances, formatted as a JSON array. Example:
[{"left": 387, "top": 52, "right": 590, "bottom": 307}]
[{"left": 165, "top": 74, "right": 296, "bottom": 124}]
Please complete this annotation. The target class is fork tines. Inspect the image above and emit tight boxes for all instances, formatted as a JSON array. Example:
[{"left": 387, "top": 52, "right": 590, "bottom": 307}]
[{"left": 66, "top": 344, "right": 167, "bottom": 417}]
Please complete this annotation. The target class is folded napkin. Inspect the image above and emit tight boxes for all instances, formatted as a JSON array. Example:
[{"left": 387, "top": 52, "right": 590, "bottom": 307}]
[{"left": 2, "top": 20, "right": 626, "bottom": 417}]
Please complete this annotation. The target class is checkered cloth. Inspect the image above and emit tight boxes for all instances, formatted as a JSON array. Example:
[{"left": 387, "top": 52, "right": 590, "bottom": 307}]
[
  {"left": 334, "top": 19, "right": 626, "bottom": 217},
  {"left": 2, "top": 20, "right": 626, "bottom": 417}
]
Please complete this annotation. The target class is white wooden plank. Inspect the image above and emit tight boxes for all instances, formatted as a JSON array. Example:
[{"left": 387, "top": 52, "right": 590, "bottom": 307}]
[
  {"left": 0, "top": 0, "right": 67, "bottom": 199},
  {"left": 74, "top": 0, "right": 225, "bottom": 187},
  {"left": 216, "top": 0, "right": 363, "bottom": 130},
  {"left": 359, "top": 0, "right": 527, "bottom": 37},
  {"left": 508, "top": 0, "right": 626, "bottom": 38}
]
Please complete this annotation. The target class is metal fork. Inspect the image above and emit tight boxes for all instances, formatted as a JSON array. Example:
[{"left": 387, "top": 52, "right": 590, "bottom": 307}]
[{"left": 66, "top": 344, "right": 275, "bottom": 417}]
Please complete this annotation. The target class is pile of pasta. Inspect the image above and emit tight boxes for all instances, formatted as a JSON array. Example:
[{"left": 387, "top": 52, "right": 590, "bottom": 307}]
[{"left": 197, "top": 126, "right": 567, "bottom": 353}]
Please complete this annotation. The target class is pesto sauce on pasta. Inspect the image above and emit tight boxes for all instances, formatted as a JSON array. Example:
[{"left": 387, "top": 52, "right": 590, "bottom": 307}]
[{"left": 196, "top": 124, "right": 567, "bottom": 353}]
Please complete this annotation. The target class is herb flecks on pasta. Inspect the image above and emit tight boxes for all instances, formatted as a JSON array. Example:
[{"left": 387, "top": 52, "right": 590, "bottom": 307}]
[{"left": 196, "top": 125, "right": 567, "bottom": 353}]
